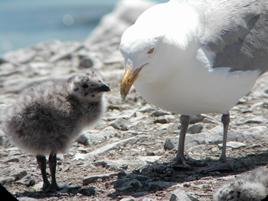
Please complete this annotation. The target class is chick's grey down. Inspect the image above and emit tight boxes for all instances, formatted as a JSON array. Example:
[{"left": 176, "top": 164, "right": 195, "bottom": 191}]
[
  {"left": 120, "top": 0, "right": 268, "bottom": 171},
  {"left": 3, "top": 70, "right": 110, "bottom": 191}
]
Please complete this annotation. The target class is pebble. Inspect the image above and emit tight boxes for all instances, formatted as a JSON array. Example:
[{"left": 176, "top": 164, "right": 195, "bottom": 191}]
[
  {"left": 164, "top": 138, "right": 175, "bottom": 150},
  {"left": 75, "top": 133, "right": 91, "bottom": 146},
  {"left": 15, "top": 175, "right": 36, "bottom": 187},
  {"left": 243, "top": 116, "right": 265, "bottom": 124},
  {"left": 120, "top": 197, "right": 137, "bottom": 201},
  {"left": 19, "top": 197, "right": 39, "bottom": 201},
  {"left": 218, "top": 141, "right": 247, "bottom": 149},
  {"left": 170, "top": 189, "right": 192, "bottom": 201},
  {"left": 154, "top": 116, "right": 174, "bottom": 124},
  {"left": 0, "top": 176, "right": 15, "bottom": 184},
  {"left": 187, "top": 124, "right": 203, "bottom": 134},
  {"left": 83, "top": 172, "right": 119, "bottom": 185},
  {"left": 138, "top": 156, "right": 161, "bottom": 163},
  {"left": 74, "top": 136, "right": 149, "bottom": 160},
  {"left": 5, "top": 158, "right": 20, "bottom": 163},
  {"left": 110, "top": 118, "right": 129, "bottom": 130},
  {"left": 150, "top": 110, "right": 170, "bottom": 117}
]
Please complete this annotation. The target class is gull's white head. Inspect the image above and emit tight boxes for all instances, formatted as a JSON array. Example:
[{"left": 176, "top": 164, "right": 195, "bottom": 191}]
[{"left": 119, "top": 2, "right": 200, "bottom": 100}]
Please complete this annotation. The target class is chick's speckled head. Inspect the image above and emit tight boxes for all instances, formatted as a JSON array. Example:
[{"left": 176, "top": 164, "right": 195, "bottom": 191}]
[{"left": 69, "top": 70, "right": 110, "bottom": 101}]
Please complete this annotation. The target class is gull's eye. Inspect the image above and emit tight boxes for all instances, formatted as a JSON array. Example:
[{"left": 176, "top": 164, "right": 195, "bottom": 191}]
[{"left": 147, "top": 47, "right": 154, "bottom": 54}]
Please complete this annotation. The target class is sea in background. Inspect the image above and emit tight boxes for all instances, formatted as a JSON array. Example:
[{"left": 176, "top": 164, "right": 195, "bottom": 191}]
[{"left": 0, "top": 0, "right": 166, "bottom": 56}]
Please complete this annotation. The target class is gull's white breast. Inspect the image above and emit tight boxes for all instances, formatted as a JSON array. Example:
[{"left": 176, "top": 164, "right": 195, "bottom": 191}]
[{"left": 134, "top": 48, "right": 260, "bottom": 115}]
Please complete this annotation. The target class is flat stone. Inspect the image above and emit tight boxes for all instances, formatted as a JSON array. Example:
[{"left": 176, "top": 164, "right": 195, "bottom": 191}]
[
  {"left": 170, "top": 189, "right": 192, "bottom": 201},
  {"left": 139, "top": 107, "right": 155, "bottom": 113},
  {"left": 15, "top": 175, "right": 35, "bottom": 187},
  {"left": 5, "top": 158, "right": 20, "bottom": 163},
  {"left": 188, "top": 124, "right": 203, "bottom": 134},
  {"left": 75, "top": 136, "right": 149, "bottom": 160},
  {"left": 0, "top": 176, "right": 15, "bottom": 184},
  {"left": 189, "top": 115, "right": 205, "bottom": 124},
  {"left": 218, "top": 141, "right": 246, "bottom": 149},
  {"left": 138, "top": 156, "right": 161, "bottom": 163},
  {"left": 19, "top": 197, "right": 39, "bottom": 201},
  {"left": 150, "top": 110, "right": 170, "bottom": 117},
  {"left": 93, "top": 159, "right": 146, "bottom": 171},
  {"left": 154, "top": 116, "right": 174, "bottom": 124},
  {"left": 83, "top": 172, "right": 119, "bottom": 185},
  {"left": 11, "top": 168, "right": 27, "bottom": 181},
  {"left": 120, "top": 197, "right": 137, "bottom": 201},
  {"left": 110, "top": 118, "right": 129, "bottom": 130},
  {"left": 245, "top": 116, "right": 265, "bottom": 124}
]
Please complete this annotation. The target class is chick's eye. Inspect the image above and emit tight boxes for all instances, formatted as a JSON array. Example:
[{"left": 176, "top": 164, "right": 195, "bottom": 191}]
[
  {"left": 147, "top": 47, "right": 154, "bottom": 54},
  {"left": 82, "top": 83, "right": 88, "bottom": 88}
]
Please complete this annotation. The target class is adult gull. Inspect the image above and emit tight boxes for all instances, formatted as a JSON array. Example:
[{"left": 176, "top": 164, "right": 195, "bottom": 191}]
[{"left": 120, "top": 0, "right": 268, "bottom": 172}]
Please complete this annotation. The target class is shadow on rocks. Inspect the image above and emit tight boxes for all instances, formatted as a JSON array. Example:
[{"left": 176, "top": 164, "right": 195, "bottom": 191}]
[
  {"left": 15, "top": 186, "right": 97, "bottom": 199},
  {"left": 106, "top": 151, "right": 268, "bottom": 199}
]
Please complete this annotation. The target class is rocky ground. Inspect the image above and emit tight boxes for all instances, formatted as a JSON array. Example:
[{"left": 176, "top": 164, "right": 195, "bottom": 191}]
[{"left": 1, "top": 1, "right": 268, "bottom": 201}]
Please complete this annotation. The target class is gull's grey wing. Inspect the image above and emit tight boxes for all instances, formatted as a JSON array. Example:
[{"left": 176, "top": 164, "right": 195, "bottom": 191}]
[{"left": 194, "top": 0, "right": 268, "bottom": 73}]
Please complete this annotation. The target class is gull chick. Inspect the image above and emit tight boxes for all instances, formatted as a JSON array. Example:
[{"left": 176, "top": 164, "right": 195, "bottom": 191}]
[
  {"left": 214, "top": 167, "right": 268, "bottom": 201},
  {"left": 120, "top": 0, "right": 268, "bottom": 172},
  {"left": 3, "top": 70, "right": 110, "bottom": 191}
]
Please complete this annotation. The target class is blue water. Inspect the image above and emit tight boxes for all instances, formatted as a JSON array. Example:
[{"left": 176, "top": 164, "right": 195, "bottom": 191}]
[{"left": 0, "top": 0, "right": 166, "bottom": 56}]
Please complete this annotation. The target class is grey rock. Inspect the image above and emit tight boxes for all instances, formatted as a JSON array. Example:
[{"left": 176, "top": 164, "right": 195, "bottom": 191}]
[
  {"left": 261, "top": 102, "right": 268, "bottom": 109},
  {"left": 5, "top": 158, "right": 20, "bottom": 163},
  {"left": 138, "top": 156, "right": 161, "bottom": 164},
  {"left": 110, "top": 118, "right": 129, "bottom": 130},
  {"left": 19, "top": 197, "right": 39, "bottom": 201},
  {"left": 164, "top": 138, "right": 175, "bottom": 150},
  {"left": 243, "top": 116, "right": 265, "bottom": 124},
  {"left": 154, "top": 117, "right": 170, "bottom": 124},
  {"left": 16, "top": 175, "right": 35, "bottom": 187},
  {"left": 75, "top": 136, "right": 150, "bottom": 160},
  {"left": 188, "top": 124, "right": 203, "bottom": 134},
  {"left": 93, "top": 159, "right": 145, "bottom": 171},
  {"left": 11, "top": 168, "right": 27, "bottom": 181},
  {"left": 0, "top": 176, "right": 15, "bottom": 184},
  {"left": 189, "top": 114, "right": 205, "bottom": 124},
  {"left": 151, "top": 110, "right": 170, "bottom": 117},
  {"left": 76, "top": 133, "right": 91, "bottom": 146},
  {"left": 139, "top": 107, "right": 155, "bottom": 113},
  {"left": 120, "top": 197, "right": 137, "bottom": 201},
  {"left": 170, "top": 189, "right": 192, "bottom": 201},
  {"left": 83, "top": 172, "right": 119, "bottom": 185},
  {"left": 140, "top": 198, "right": 157, "bottom": 201},
  {"left": 79, "top": 57, "right": 93, "bottom": 68},
  {"left": 218, "top": 141, "right": 246, "bottom": 149}
]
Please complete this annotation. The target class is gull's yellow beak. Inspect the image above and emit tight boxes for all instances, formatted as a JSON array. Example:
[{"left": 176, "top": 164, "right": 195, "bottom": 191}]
[{"left": 120, "top": 65, "right": 143, "bottom": 100}]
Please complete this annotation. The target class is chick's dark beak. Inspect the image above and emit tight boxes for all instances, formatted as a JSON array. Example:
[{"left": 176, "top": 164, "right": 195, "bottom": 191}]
[{"left": 95, "top": 84, "right": 110, "bottom": 92}]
